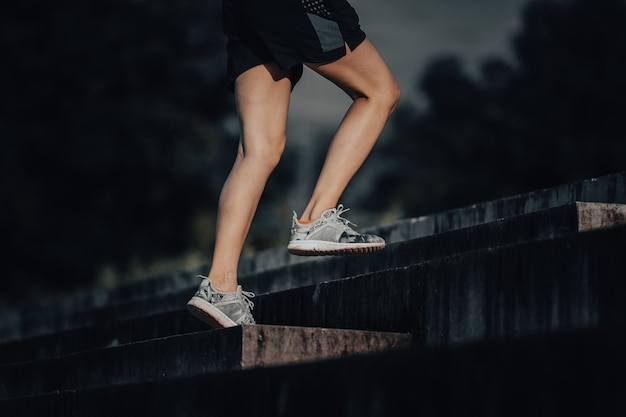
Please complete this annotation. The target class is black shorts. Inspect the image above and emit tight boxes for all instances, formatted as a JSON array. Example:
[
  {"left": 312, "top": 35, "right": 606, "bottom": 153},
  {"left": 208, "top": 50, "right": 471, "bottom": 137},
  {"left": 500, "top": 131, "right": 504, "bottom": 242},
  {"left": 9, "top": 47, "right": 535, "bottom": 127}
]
[{"left": 222, "top": 0, "right": 367, "bottom": 92}]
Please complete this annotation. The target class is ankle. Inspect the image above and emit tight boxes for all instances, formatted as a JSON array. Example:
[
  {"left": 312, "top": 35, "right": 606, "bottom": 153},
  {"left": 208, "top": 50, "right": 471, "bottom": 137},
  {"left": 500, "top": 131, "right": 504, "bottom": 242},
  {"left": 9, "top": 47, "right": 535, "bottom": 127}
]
[
  {"left": 206, "top": 269, "right": 238, "bottom": 292},
  {"left": 301, "top": 203, "right": 337, "bottom": 222},
  {"left": 206, "top": 277, "right": 237, "bottom": 293}
]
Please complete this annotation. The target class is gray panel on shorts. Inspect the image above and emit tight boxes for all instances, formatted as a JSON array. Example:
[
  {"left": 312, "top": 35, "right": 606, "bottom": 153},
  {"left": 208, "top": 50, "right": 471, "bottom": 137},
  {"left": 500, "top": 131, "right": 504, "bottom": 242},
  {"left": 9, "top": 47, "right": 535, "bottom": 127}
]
[{"left": 306, "top": 13, "right": 344, "bottom": 52}]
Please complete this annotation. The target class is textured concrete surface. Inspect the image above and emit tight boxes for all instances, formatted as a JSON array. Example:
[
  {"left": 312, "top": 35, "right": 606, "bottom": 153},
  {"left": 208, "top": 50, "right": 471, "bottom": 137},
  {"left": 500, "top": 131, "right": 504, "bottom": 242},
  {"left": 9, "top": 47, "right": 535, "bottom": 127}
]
[
  {"left": 0, "top": 325, "right": 410, "bottom": 400},
  {"left": 0, "top": 202, "right": 587, "bottom": 343},
  {"left": 576, "top": 202, "right": 626, "bottom": 231},
  {"left": 255, "top": 225, "right": 626, "bottom": 344},
  {"left": 2, "top": 327, "right": 624, "bottom": 417},
  {"left": 1, "top": 210, "right": 624, "bottom": 363},
  {"left": 371, "top": 170, "right": 626, "bottom": 243},
  {"left": 1, "top": 171, "right": 623, "bottom": 342},
  {"left": 0, "top": 173, "right": 625, "bottom": 415},
  {"left": 241, "top": 325, "right": 411, "bottom": 368}
]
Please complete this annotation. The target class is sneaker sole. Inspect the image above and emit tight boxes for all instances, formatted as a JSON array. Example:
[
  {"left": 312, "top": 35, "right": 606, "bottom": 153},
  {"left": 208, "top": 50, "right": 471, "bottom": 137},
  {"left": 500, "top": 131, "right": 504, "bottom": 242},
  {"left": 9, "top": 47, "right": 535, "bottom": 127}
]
[
  {"left": 187, "top": 296, "right": 237, "bottom": 328},
  {"left": 287, "top": 240, "right": 385, "bottom": 256}
]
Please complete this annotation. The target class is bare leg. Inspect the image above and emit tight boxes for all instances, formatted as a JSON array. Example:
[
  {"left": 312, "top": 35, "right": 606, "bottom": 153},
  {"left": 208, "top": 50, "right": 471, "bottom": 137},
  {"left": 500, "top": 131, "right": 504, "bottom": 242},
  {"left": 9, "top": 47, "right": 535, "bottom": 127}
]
[
  {"left": 208, "top": 63, "right": 292, "bottom": 292},
  {"left": 300, "top": 39, "right": 400, "bottom": 221}
]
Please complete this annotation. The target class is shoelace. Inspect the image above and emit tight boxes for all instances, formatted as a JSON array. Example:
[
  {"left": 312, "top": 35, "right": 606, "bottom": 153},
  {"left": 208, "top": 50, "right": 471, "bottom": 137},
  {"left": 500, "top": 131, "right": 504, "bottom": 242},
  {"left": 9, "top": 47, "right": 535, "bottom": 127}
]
[
  {"left": 333, "top": 204, "right": 358, "bottom": 231},
  {"left": 241, "top": 289, "right": 255, "bottom": 311},
  {"left": 239, "top": 290, "right": 256, "bottom": 324}
]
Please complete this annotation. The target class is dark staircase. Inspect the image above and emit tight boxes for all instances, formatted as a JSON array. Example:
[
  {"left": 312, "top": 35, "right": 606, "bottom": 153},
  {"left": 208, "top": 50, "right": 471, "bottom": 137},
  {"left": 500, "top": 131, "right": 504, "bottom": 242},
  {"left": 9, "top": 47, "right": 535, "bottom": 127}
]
[{"left": 1, "top": 171, "right": 625, "bottom": 416}]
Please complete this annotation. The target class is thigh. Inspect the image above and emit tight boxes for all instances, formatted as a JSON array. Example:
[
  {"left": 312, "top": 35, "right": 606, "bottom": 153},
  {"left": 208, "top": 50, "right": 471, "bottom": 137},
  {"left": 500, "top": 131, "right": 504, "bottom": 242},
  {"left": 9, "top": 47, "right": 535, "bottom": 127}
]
[
  {"left": 235, "top": 63, "right": 292, "bottom": 152},
  {"left": 304, "top": 38, "right": 398, "bottom": 100}
]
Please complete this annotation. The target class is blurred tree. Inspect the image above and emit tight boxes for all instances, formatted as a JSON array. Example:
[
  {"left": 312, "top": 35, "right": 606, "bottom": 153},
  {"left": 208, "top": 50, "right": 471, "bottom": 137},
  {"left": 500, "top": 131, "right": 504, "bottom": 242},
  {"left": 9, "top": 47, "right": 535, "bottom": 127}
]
[
  {"left": 0, "top": 0, "right": 245, "bottom": 304},
  {"left": 369, "top": 0, "right": 626, "bottom": 218},
  {"left": 511, "top": 0, "right": 626, "bottom": 183}
]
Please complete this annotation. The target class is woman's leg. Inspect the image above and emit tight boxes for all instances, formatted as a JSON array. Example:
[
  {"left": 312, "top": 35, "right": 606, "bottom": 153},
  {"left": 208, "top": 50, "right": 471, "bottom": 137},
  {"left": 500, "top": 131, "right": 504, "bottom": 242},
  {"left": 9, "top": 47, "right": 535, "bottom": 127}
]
[
  {"left": 299, "top": 39, "right": 400, "bottom": 221},
  {"left": 207, "top": 62, "right": 292, "bottom": 292}
]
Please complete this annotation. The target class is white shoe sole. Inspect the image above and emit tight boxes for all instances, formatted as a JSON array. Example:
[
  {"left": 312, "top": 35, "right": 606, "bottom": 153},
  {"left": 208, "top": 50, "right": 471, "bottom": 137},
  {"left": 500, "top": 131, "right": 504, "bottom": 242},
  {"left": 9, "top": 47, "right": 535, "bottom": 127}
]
[
  {"left": 187, "top": 296, "right": 237, "bottom": 328},
  {"left": 287, "top": 239, "right": 385, "bottom": 256}
]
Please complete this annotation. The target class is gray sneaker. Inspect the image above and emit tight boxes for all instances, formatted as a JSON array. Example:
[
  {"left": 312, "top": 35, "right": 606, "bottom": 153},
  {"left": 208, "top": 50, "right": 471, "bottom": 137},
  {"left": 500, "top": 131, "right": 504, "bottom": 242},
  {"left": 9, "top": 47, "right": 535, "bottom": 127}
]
[
  {"left": 187, "top": 276, "right": 255, "bottom": 328},
  {"left": 288, "top": 204, "right": 385, "bottom": 256}
]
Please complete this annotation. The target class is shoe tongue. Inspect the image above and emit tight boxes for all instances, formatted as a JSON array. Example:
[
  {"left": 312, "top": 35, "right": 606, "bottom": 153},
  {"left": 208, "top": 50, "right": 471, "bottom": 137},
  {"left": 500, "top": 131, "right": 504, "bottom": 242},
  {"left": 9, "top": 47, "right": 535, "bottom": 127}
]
[{"left": 322, "top": 208, "right": 336, "bottom": 218}]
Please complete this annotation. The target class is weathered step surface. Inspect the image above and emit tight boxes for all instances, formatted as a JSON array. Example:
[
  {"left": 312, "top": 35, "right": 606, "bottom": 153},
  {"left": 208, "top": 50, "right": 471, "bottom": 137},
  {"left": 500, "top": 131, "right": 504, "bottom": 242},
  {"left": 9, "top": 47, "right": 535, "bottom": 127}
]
[
  {"left": 238, "top": 170, "right": 626, "bottom": 275},
  {"left": 244, "top": 201, "right": 626, "bottom": 295},
  {"left": 372, "top": 170, "right": 626, "bottom": 244},
  {"left": 2, "top": 170, "right": 623, "bottom": 344},
  {"left": 255, "top": 224, "right": 626, "bottom": 343},
  {"left": 3, "top": 201, "right": 623, "bottom": 346},
  {"left": 1, "top": 327, "right": 624, "bottom": 417},
  {"left": 0, "top": 325, "right": 411, "bottom": 401},
  {"left": 0, "top": 308, "right": 208, "bottom": 364},
  {"left": 0, "top": 202, "right": 582, "bottom": 358},
  {"left": 2, "top": 206, "right": 624, "bottom": 364},
  {"left": 576, "top": 202, "right": 626, "bottom": 231}
]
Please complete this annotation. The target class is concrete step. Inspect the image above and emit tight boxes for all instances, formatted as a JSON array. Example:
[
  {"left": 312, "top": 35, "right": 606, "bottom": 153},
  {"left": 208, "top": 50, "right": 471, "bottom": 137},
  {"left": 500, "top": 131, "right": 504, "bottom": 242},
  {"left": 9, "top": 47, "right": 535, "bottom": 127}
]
[
  {"left": 236, "top": 170, "right": 626, "bottom": 277},
  {"left": 1, "top": 327, "right": 624, "bottom": 416},
  {"left": 0, "top": 201, "right": 607, "bottom": 350},
  {"left": 254, "top": 223, "right": 626, "bottom": 343},
  {"left": 576, "top": 202, "right": 626, "bottom": 231},
  {"left": 2, "top": 170, "right": 622, "bottom": 342},
  {"left": 0, "top": 308, "right": 207, "bottom": 364},
  {"left": 372, "top": 170, "right": 626, "bottom": 243},
  {"left": 244, "top": 201, "right": 626, "bottom": 295},
  {"left": 0, "top": 325, "right": 411, "bottom": 401},
  {"left": 2, "top": 220, "right": 623, "bottom": 365},
  {"left": 0, "top": 173, "right": 623, "bottom": 414}
]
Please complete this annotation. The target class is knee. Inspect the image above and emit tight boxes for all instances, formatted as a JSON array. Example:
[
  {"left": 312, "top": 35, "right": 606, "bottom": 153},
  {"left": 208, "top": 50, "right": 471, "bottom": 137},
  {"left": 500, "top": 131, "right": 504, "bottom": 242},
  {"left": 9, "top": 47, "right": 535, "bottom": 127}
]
[
  {"left": 263, "top": 138, "right": 286, "bottom": 169},
  {"left": 380, "top": 79, "right": 401, "bottom": 115},
  {"left": 364, "top": 78, "right": 401, "bottom": 116},
  {"left": 239, "top": 132, "right": 286, "bottom": 171}
]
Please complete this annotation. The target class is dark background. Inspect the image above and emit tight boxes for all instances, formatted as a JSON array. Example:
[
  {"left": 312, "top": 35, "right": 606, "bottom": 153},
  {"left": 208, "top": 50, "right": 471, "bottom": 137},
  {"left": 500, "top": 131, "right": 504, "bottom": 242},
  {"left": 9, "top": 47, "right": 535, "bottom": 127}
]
[{"left": 2, "top": 0, "right": 625, "bottom": 307}]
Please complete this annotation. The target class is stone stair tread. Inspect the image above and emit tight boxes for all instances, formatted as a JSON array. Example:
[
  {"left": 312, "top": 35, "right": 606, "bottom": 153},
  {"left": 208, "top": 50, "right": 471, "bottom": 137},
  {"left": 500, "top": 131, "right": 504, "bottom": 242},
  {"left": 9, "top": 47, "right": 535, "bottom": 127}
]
[
  {"left": 2, "top": 222, "right": 624, "bottom": 365},
  {"left": 1, "top": 326, "right": 624, "bottom": 416},
  {"left": 0, "top": 172, "right": 624, "bottom": 414},
  {"left": 1, "top": 168, "right": 622, "bottom": 331},
  {"left": 255, "top": 224, "right": 626, "bottom": 341},
  {"left": 0, "top": 201, "right": 607, "bottom": 344},
  {"left": 245, "top": 201, "right": 626, "bottom": 296},
  {"left": 0, "top": 201, "right": 586, "bottom": 350},
  {"left": 0, "top": 325, "right": 411, "bottom": 401},
  {"left": 575, "top": 201, "right": 626, "bottom": 231},
  {"left": 0, "top": 309, "right": 206, "bottom": 365},
  {"left": 2, "top": 168, "right": 623, "bottom": 339},
  {"left": 369, "top": 170, "right": 626, "bottom": 243}
]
